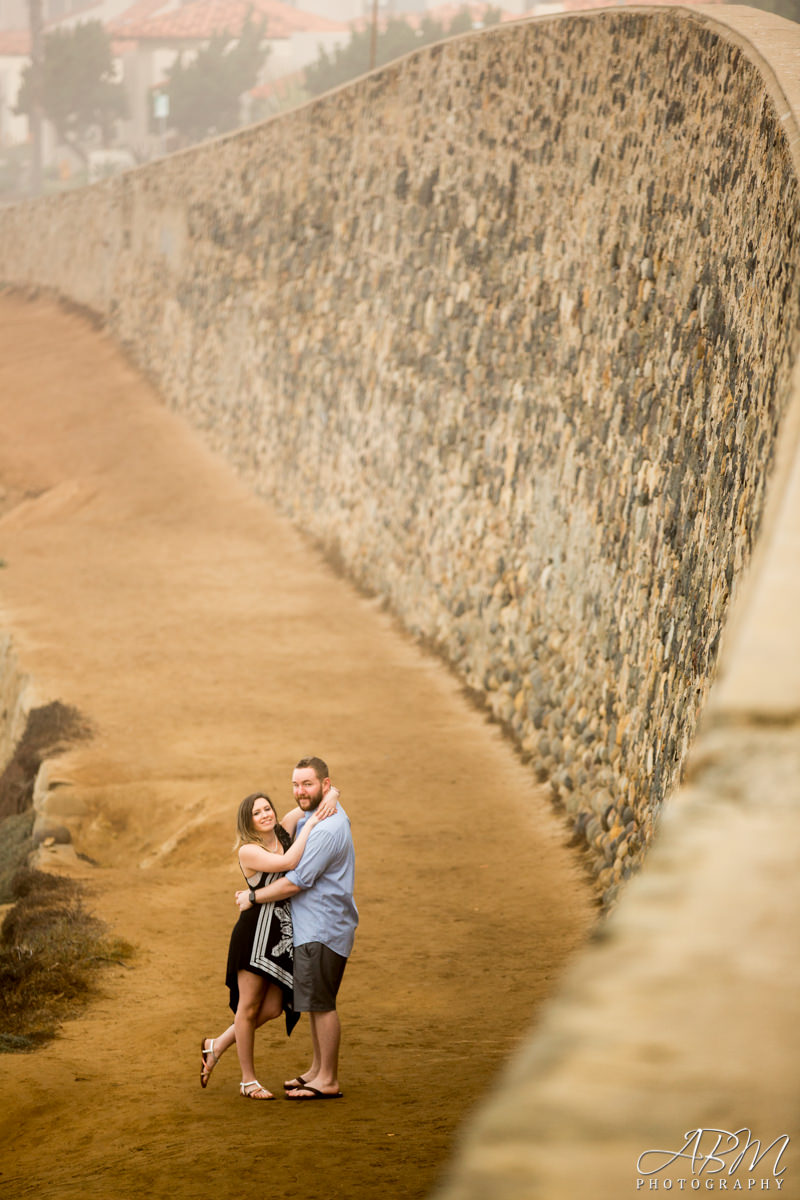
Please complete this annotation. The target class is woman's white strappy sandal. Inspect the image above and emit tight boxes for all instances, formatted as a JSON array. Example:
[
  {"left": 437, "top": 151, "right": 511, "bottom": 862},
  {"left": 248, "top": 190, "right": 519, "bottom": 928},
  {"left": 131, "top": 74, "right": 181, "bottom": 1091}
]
[
  {"left": 240, "top": 1080, "right": 275, "bottom": 1100},
  {"left": 200, "top": 1038, "right": 219, "bottom": 1089}
]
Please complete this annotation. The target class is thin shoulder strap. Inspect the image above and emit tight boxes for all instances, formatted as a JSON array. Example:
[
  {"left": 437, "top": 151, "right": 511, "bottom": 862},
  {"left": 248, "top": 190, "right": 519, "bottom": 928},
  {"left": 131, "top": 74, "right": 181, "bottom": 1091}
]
[{"left": 239, "top": 860, "right": 267, "bottom": 888}]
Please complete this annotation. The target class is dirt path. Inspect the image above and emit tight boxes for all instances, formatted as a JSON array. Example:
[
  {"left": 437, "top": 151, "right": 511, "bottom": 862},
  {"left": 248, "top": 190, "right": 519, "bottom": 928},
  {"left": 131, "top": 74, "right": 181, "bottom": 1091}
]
[{"left": 0, "top": 294, "right": 595, "bottom": 1200}]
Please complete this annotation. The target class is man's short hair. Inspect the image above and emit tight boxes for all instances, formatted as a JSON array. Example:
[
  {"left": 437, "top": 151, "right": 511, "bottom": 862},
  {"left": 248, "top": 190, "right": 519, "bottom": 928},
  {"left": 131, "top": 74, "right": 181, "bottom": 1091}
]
[{"left": 295, "top": 755, "right": 329, "bottom": 783}]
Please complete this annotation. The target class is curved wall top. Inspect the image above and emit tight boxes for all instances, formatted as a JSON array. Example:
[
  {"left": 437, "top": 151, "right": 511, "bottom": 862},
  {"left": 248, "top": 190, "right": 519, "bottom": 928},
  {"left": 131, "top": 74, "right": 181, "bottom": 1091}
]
[
  {"left": 432, "top": 10, "right": 800, "bottom": 1195},
  {"left": 1, "top": 5, "right": 800, "bottom": 908}
]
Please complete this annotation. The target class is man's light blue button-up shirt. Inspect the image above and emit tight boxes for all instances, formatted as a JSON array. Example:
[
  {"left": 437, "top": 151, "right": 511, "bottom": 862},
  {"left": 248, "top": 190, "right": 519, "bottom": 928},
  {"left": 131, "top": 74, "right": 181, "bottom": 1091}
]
[{"left": 286, "top": 804, "right": 358, "bottom": 958}]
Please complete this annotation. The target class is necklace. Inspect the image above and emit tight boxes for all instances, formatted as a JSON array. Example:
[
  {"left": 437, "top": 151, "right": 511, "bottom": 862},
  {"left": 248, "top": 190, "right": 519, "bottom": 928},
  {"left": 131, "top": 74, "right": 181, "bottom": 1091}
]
[{"left": 265, "top": 837, "right": 280, "bottom": 854}]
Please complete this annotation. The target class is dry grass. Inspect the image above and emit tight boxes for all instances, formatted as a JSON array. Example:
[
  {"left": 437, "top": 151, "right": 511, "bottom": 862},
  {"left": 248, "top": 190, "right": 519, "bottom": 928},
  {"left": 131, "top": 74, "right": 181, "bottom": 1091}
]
[
  {"left": 0, "top": 703, "right": 129, "bottom": 1051},
  {"left": 0, "top": 868, "right": 133, "bottom": 1052},
  {"left": 0, "top": 809, "right": 35, "bottom": 904}
]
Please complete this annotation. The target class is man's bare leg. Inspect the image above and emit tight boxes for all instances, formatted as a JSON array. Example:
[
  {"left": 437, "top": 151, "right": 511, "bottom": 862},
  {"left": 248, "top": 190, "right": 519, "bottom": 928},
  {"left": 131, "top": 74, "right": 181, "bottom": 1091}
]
[
  {"left": 287, "top": 1010, "right": 341, "bottom": 1096},
  {"left": 284, "top": 1015, "right": 321, "bottom": 1090}
]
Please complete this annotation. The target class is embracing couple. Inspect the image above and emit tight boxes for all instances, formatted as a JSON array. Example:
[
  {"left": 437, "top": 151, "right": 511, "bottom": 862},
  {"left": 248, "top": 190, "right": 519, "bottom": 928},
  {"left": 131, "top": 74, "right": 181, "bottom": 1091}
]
[{"left": 200, "top": 755, "right": 357, "bottom": 1101}]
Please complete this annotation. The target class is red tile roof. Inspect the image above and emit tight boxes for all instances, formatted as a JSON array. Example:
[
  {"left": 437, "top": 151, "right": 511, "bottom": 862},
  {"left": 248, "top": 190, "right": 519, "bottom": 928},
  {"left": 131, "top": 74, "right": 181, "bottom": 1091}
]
[
  {"left": 0, "top": 30, "right": 30, "bottom": 55},
  {"left": 1, "top": 0, "right": 730, "bottom": 60},
  {"left": 110, "top": 0, "right": 346, "bottom": 41}
]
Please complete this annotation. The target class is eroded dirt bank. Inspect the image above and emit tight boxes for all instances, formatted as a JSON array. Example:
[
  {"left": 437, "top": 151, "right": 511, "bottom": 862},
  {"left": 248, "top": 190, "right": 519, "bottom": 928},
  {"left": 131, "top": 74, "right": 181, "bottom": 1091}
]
[{"left": 0, "top": 295, "right": 595, "bottom": 1200}]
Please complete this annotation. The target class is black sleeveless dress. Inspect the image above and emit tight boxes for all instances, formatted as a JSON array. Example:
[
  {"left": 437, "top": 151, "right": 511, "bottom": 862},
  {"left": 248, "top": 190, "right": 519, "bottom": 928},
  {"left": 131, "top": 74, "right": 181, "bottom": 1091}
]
[{"left": 225, "top": 870, "right": 300, "bottom": 1035}]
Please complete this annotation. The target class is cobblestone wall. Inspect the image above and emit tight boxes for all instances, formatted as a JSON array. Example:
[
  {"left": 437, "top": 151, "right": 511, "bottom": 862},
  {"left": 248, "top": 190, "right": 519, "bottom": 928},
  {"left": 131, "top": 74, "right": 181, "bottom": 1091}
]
[{"left": 2, "top": 8, "right": 799, "bottom": 902}]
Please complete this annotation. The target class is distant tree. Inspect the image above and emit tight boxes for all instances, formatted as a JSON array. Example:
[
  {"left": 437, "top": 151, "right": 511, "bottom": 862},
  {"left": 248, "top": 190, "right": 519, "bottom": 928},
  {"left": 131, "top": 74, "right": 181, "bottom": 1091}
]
[
  {"left": 305, "top": 17, "right": 422, "bottom": 95},
  {"left": 15, "top": 20, "right": 127, "bottom": 154},
  {"left": 305, "top": 5, "right": 502, "bottom": 97},
  {"left": 165, "top": 11, "right": 268, "bottom": 144},
  {"left": 446, "top": 6, "right": 479, "bottom": 36},
  {"left": 250, "top": 78, "right": 311, "bottom": 121}
]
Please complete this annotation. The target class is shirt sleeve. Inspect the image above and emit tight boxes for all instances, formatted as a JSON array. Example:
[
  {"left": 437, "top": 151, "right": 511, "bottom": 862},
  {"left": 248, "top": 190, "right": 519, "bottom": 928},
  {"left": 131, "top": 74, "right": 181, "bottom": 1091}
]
[{"left": 286, "top": 824, "right": 336, "bottom": 890}]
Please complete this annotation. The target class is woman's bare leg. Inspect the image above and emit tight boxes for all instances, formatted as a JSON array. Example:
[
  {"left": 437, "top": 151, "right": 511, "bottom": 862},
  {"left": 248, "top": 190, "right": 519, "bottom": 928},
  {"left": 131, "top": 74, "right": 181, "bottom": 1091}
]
[
  {"left": 202, "top": 984, "right": 283, "bottom": 1084},
  {"left": 255, "top": 982, "right": 283, "bottom": 1026},
  {"left": 201, "top": 1023, "right": 235, "bottom": 1085},
  {"left": 234, "top": 971, "right": 269, "bottom": 1088}
]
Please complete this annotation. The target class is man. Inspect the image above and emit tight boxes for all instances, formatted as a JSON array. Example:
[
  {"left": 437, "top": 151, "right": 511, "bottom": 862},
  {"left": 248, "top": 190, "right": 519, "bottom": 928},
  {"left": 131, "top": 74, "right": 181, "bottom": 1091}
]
[{"left": 236, "top": 755, "right": 357, "bottom": 1099}]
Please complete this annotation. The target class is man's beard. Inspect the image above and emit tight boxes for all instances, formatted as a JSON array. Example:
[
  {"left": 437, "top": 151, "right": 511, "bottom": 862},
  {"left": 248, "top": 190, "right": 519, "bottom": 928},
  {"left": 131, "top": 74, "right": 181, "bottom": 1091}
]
[{"left": 301, "top": 787, "right": 323, "bottom": 811}]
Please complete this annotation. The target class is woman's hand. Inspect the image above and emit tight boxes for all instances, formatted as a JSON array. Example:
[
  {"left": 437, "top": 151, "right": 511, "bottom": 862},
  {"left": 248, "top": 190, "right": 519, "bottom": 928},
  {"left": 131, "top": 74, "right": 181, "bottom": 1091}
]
[{"left": 316, "top": 785, "right": 340, "bottom": 821}]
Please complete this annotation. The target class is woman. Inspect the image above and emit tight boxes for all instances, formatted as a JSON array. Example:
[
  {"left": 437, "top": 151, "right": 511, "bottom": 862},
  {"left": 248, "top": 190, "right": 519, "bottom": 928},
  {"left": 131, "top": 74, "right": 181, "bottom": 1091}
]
[{"left": 200, "top": 787, "right": 337, "bottom": 1099}]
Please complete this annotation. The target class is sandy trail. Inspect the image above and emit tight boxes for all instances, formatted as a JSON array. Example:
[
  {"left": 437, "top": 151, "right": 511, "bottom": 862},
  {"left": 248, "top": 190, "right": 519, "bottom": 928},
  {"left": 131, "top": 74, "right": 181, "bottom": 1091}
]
[{"left": 0, "top": 295, "right": 595, "bottom": 1200}]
